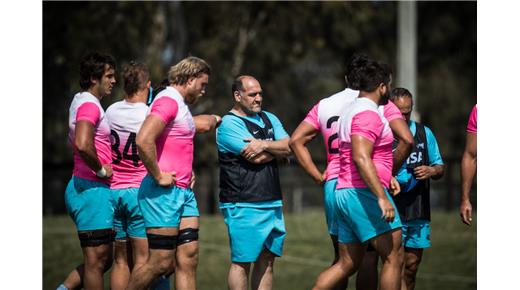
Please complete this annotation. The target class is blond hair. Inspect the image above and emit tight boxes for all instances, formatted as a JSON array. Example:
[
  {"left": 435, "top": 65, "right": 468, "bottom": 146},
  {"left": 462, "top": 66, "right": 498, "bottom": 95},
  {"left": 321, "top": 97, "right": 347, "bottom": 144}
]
[{"left": 168, "top": 56, "right": 211, "bottom": 86}]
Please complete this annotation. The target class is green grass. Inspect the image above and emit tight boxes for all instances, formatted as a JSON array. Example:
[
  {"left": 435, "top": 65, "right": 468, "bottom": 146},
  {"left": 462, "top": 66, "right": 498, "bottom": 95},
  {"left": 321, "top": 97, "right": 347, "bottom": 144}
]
[{"left": 43, "top": 210, "right": 476, "bottom": 290}]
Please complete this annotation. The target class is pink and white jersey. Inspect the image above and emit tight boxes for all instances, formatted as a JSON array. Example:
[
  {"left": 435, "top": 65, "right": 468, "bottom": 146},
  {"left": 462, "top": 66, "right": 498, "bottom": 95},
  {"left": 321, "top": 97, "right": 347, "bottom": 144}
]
[
  {"left": 336, "top": 97, "right": 394, "bottom": 189},
  {"left": 68, "top": 92, "right": 112, "bottom": 183},
  {"left": 149, "top": 87, "right": 195, "bottom": 189},
  {"left": 303, "top": 88, "right": 403, "bottom": 181},
  {"left": 303, "top": 89, "right": 359, "bottom": 180},
  {"left": 379, "top": 100, "right": 404, "bottom": 123},
  {"left": 466, "top": 104, "right": 477, "bottom": 133},
  {"left": 105, "top": 100, "right": 149, "bottom": 189}
]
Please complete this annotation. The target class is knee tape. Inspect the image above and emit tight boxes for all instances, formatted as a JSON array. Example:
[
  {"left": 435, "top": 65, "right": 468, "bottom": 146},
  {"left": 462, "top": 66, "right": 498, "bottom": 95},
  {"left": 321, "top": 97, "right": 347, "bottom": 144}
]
[
  {"left": 78, "top": 230, "right": 114, "bottom": 247},
  {"left": 147, "top": 233, "right": 178, "bottom": 250},
  {"left": 177, "top": 228, "right": 199, "bottom": 246}
]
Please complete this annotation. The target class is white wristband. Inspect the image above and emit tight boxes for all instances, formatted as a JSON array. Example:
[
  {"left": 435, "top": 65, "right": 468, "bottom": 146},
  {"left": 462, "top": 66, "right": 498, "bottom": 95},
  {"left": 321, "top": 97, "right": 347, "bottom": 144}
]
[{"left": 96, "top": 167, "right": 107, "bottom": 178}]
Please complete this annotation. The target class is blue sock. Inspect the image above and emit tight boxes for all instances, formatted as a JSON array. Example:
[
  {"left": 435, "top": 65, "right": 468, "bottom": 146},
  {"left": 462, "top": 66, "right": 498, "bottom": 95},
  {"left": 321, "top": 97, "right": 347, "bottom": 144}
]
[{"left": 56, "top": 284, "right": 68, "bottom": 290}]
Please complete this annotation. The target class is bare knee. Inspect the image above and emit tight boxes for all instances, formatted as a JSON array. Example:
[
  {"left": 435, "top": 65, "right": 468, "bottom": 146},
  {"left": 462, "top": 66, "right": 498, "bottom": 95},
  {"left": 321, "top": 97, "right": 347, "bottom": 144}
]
[
  {"left": 404, "top": 251, "right": 422, "bottom": 276},
  {"left": 176, "top": 242, "right": 199, "bottom": 270},
  {"left": 153, "top": 257, "right": 175, "bottom": 275},
  {"left": 380, "top": 247, "right": 404, "bottom": 270},
  {"left": 84, "top": 247, "right": 112, "bottom": 272},
  {"left": 147, "top": 249, "right": 176, "bottom": 276},
  {"left": 336, "top": 255, "right": 360, "bottom": 275}
]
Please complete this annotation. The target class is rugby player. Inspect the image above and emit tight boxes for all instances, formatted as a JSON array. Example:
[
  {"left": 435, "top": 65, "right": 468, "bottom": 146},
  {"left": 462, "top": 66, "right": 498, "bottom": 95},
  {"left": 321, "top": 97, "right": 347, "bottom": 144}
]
[
  {"left": 58, "top": 52, "right": 116, "bottom": 290},
  {"left": 313, "top": 55, "right": 403, "bottom": 290},
  {"left": 290, "top": 56, "right": 412, "bottom": 290},
  {"left": 126, "top": 56, "right": 212, "bottom": 290},
  {"left": 105, "top": 62, "right": 170, "bottom": 290}
]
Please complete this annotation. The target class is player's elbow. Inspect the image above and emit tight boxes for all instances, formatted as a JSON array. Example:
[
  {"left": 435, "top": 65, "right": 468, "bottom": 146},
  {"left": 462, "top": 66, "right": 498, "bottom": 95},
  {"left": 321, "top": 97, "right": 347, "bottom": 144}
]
[
  {"left": 74, "top": 136, "right": 90, "bottom": 153},
  {"left": 289, "top": 136, "right": 302, "bottom": 150},
  {"left": 136, "top": 132, "right": 148, "bottom": 152},
  {"left": 352, "top": 153, "right": 370, "bottom": 168},
  {"left": 402, "top": 134, "right": 414, "bottom": 148}
]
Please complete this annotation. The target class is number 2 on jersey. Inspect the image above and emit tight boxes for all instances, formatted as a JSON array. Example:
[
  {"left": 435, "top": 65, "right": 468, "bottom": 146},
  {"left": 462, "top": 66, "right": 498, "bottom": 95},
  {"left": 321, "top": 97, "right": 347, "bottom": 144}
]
[
  {"left": 111, "top": 130, "right": 140, "bottom": 167},
  {"left": 326, "top": 116, "right": 339, "bottom": 154}
]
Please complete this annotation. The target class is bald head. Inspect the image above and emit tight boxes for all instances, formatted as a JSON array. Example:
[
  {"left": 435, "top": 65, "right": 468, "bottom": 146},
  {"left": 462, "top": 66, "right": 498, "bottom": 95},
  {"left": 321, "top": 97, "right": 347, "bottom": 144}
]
[
  {"left": 232, "top": 75, "right": 263, "bottom": 116},
  {"left": 232, "top": 75, "right": 257, "bottom": 95}
]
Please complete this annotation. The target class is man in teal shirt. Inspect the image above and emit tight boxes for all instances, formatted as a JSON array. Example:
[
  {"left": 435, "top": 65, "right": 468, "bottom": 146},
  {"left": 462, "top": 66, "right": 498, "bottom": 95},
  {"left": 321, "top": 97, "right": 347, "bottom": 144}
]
[
  {"left": 390, "top": 88, "right": 445, "bottom": 290},
  {"left": 216, "top": 75, "right": 291, "bottom": 290}
]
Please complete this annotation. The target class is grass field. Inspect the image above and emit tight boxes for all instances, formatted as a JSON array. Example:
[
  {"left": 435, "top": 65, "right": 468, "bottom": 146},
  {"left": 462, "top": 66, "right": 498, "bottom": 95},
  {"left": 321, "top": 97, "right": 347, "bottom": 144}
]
[{"left": 43, "top": 210, "right": 476, "bottom": 290}]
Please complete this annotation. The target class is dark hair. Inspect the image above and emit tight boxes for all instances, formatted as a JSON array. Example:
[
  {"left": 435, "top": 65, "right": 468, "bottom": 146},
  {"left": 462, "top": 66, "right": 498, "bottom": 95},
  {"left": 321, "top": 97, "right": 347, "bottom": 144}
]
[
  {"left": 79, "top": 52, "right": 116, "bottom": 90},
  {"left": 122, "top": 61, "right": 150, "bottom": 96},
  {"left": 390, "top": 87, "right": 413, "bottom": 102},
  {"left": 231, "top": 76, "right": 245, "bottom": 96},
  {"left": 346, "top": 54, "right": 392, "bottom": 92}
]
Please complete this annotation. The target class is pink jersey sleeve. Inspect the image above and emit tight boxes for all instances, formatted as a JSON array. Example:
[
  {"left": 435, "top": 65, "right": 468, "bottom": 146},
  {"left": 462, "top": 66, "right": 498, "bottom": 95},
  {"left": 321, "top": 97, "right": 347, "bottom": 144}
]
[
  {"left": 76, "top": 102, "right": 100, "bottom": 125},
  {"left": 351, "top": 111, "right": 384, "bottom": 143},
  {"left": 150, "top": 97, "right": 179, "bottom": 124},
  {"left": 303, "top": 103, "right": 320, "bottom": 130},
  {"left": 466, "top": 105, "right": 477, "bottom": 133},
  {"left": 383, "top": 100, "right": 404, "bottom": 122}
]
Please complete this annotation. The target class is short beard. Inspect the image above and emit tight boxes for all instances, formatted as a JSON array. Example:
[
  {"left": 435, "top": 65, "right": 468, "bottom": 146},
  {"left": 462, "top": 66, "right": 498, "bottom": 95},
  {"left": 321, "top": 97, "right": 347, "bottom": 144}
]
[
  {"left": 185, "top": 92, "right": 198, "bottom": 105},
  {"left": 379, "top": 92, "right": 390, "bottom": 105}
]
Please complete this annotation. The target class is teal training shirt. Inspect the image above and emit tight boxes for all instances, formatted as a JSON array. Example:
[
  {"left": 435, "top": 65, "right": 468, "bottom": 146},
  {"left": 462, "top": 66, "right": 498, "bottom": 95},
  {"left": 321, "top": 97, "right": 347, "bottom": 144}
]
[{"left": 216, "top": 111, "right": 288, "bottom": 208}]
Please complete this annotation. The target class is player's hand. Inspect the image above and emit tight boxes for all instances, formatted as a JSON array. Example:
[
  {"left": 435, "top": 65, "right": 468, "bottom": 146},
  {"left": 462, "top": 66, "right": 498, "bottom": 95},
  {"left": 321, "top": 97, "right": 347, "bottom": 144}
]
[
  {"left": 155, "top": 171, "right": 176, "bottom": 187},
  {"left": 460, "top": 199, "right": 473, "bottom": 226},
  {"left": 414, "top": 165, "right": 434, "bottom": 180},
  {"left": 241, "top": 138, "right": 267, "bottom": 160},
  {"left": 190, "top": 170, "right": 196, "bottom": 189},
  {"left": 378, "top": 197, "right": 395, "bottom": 222},
  {"left": 101, "top": 164, "right": 113, "bottom": 179},
  {"left": 317, "top": 170, "right": 326, "bottom": 185},
  {"left": 389, "top": 176, "right": 401, "bottom": 196},
  {"left": 212, "top": 114, "right": 222, "bottom": 128}
]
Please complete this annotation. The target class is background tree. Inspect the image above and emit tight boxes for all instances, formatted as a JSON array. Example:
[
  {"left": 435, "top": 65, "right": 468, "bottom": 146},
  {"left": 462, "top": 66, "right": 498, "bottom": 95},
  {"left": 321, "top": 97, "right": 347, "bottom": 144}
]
[{"left": 43, "top": 1, "right": 476, "bottom": 214}]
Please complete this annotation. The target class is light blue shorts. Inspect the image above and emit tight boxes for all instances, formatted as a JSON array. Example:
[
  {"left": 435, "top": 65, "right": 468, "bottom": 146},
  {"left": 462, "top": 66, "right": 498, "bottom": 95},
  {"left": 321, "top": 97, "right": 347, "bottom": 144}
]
[
  {"left": 65, "top": 176, "right": 115, "bottom": 231},
  {"left": 335, "top": 187, "right": 402, "bottom": 244},
  {"left": 112, "top": 188, "right": 146, "bottom": 240},
  {"left": 324, "top": 178, "right": 339, "bottom": 236},
  {"left": 402, "top": 219, "right": 431, "bottom": 249},
  {"left": 138, "top": 175, "right": 199, "bottom": 228},
  {"left": 222, "top": 206, "right": 286, "bottom": 263}
]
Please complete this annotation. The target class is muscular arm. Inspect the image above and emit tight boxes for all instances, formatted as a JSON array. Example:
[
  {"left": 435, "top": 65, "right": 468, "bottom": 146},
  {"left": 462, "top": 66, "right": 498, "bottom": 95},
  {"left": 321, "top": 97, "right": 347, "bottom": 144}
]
[
  {"left": 352, "top": 135, "right": 396, "bottom": 222},
  {"left": 460, "top": 132, "right": 477, "bottom": 225},
  {"left": 136, "top": 115, "right": 166, "bottom": 181},
  {"left": 289, "top": 121, "right": 324, "bottom": 184},
  {"left": 388, "top": 118, "right": 414, "bottom": 175},
  {"left": 75, "top": 120, "right": 103, "bottom": 172},
  {"left": 193, "top": 114, "right": 221, "bottom": 133}
]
